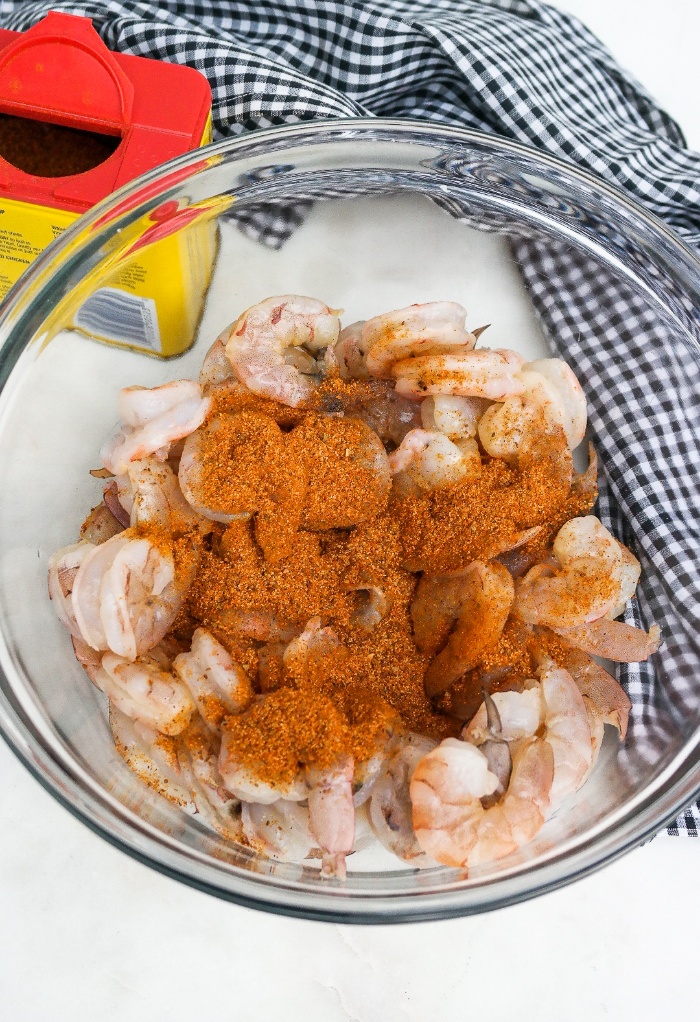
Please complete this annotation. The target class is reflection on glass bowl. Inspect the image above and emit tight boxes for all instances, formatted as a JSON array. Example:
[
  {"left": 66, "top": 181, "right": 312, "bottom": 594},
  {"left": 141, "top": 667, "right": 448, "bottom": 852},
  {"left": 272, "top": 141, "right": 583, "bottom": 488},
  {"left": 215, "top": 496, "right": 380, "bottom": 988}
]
[{"left": 0, "top": 119, "right": 698, "bottom": 923}]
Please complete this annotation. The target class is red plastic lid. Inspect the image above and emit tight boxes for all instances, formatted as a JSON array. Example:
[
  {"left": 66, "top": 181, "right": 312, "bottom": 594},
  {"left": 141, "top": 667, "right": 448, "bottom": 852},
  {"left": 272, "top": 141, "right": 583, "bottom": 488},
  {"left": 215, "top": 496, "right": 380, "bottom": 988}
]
[
  {"left": 0, "top": 12, "right": 212, "bottom": 211},
  {"left": 0, "top": 12, "right": 133, "bottom": 132}
]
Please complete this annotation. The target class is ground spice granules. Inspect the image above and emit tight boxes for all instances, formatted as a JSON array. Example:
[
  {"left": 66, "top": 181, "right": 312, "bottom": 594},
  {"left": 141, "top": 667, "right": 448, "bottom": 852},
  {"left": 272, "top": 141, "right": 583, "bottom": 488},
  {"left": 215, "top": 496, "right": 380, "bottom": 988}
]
[
  {"left": 0, "top": 113, "right": 120, "bottom": 178},
  {"left": 220, "top": 687, "right": 352, "bottom": 788},
  {"left": 173, "top": 397, "right": 593, "bottom": 784}
]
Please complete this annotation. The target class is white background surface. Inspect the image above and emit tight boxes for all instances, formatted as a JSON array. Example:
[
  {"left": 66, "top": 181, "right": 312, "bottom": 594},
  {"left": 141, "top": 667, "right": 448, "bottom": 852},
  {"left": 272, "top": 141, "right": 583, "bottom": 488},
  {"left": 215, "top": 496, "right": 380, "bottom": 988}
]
[{"left": 2, "top": 3, "right": 699, "bottom": 1020}]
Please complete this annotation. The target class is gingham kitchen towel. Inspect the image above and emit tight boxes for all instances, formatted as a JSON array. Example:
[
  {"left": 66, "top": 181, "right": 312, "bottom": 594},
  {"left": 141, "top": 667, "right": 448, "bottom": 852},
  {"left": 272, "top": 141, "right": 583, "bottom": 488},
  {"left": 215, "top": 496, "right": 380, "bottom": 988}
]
[{"left": 2, "top": 0, "right": 698, "bottom": 835}]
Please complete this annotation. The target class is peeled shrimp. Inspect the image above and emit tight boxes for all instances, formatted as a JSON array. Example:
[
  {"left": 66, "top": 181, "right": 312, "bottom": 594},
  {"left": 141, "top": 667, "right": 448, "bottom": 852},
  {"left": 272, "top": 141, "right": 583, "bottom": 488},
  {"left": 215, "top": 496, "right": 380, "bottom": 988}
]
[
  {"left": 410, "top": 568, "right": 484, "bottom": 657},
  {"left": 538, "top": 664, "right": 594, "bottom": 805},
  {"left": 464, "top": 665, "right": 600, "bottom": 808},
  {"left": 96, "top": 648, "right": 195, "bottom": 735},
  {"left": 560, "top": 646, "right": 632, "bottom": 739},
  {"left": 393, "top": 348, "right": 525, "bottom": 401},
  {"left": 513, "top": 516, "right": 627, "bottom": 630},
  {"left": 319, "top": 377, "right": 422, "bottom": 445},
  {"left": 282, "top": 617, "right": 343, "bottom": 682},
  {"left": 121, "top": 458, "right": 212, "bottom": 534},
  {"left": 479, "top": 358, "right": 587, "bottom": 458},
  {"left": 173, "top": 628, "right": 253, "bottom": 728},
  {"left": 242, "top": 800, "right": 315, "bottom": 862},
  {"left": 388, "top": 429, "right": 481, "bottom": 491},
  {"left": 71, "top": 530, "right": 181, "bottom": 659},
  {"left": 176, "top": 723, "right": 244, "bottom": 841},
  {"left": 420, "top": 395, "right": 490, "bottom": 441},
  {"left": 178, "top": 411, "right": 286, "bottom": 524},
  {"left": 218, "top": 726, "right": 307, "bottom": 804},
  {"left": 347, "top": 584, "right": 391, "bottom": 631},
  {"left": 335, "top": 320, "right": 369, "bottom": 380},
  {"left": 101, "top": 380, "right": 210, "bottom": 475},
  {"left": 223, "top": 295, "right": 340, "bottom": 407},
  {"left": 522, "top": 359, "right": 587, "bottom": 450},
  {"left": 109, "top": 705, "right": 194, "bottom": 806},
  {"left": 79, "top": 502, "right": 124, "bottom": 545},
  {"left": 294, "top": 414, "right": 391, "bottom": 530},
  {"left": 606, "top": 542, "right": 641, "bottom": 620},
  {"left": 369, "top": 733, "right": 438, "bottom": 866},
  {"left": 307, "top": 758, "right": 356, "bottom": 879},
  {"left": 48, "top": 541, "right": 95, "bottom": 638},
  {"left": 199, "top": 337, "right": 238, "bottom": 390},
  {"left": 360, "top": 302, "right": 475, "bottom": 378},
  {"left": 410, "top": 736, "right": 553, "bottom": 869},
  {"left": 423, "top": 560, "right": 515, "bottom": 698},
  {"left": 557, "top": 617, "right": 661, "bottom": 662},
  {"left": 463, "top": 666, "right": 604, "bottom": 809},
  {"left": 463, "top": 688, "right": 543, "bottom": 747}
]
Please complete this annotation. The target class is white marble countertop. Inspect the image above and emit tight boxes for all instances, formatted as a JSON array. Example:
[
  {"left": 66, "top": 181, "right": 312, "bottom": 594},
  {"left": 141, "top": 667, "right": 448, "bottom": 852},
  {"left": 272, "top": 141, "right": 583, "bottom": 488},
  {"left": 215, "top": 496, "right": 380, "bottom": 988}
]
[{"left": 2, "top": 3, "right": 698, "bottom": 1020}]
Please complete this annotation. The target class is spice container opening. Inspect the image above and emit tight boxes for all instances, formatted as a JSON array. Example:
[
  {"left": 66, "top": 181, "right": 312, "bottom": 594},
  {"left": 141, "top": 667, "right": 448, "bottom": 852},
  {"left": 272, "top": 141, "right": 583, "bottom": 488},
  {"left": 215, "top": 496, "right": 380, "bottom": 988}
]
[{"left": 0, "top": 10, "right": 215, "bottom": 358}]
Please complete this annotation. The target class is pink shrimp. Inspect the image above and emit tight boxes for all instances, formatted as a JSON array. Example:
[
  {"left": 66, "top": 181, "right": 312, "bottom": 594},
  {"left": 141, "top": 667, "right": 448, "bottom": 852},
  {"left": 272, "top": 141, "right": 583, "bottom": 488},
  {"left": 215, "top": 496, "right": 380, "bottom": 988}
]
[{"left": 222, "top": 295, "right": 341, "bottom": 407}]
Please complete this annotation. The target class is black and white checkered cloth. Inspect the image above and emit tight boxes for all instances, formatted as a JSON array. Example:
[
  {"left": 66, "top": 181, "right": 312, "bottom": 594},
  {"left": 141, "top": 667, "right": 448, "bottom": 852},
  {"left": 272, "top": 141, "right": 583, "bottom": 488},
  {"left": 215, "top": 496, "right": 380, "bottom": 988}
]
[{"left": 2, "top": 0, "right": 698, "bottom": 835}]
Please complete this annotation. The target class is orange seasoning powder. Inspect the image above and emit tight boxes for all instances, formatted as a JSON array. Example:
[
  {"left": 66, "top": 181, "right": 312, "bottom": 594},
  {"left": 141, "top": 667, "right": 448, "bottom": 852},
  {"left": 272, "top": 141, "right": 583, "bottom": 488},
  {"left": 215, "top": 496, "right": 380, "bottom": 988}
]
[{"left": 174, "top": 394, "right": 589, "bottom": 786}]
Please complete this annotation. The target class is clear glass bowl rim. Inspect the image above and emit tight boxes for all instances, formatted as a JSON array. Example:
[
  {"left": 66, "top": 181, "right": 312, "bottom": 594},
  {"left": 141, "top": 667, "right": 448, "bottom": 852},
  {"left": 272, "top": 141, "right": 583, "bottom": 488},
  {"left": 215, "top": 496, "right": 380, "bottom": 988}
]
[{"left": 0, "top": 117, "right": 699, "bottom": 924}]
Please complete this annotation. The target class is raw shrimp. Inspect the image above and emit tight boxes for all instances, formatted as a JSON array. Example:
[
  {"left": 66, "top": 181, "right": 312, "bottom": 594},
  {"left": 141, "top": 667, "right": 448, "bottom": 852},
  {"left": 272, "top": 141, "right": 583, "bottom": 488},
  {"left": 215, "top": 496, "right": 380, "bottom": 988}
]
[
  {"left": 423, "top": 561, "right": 515, "bottom": 698},
  {"left": 538, "top": 663, "right": 595, "bottom": 805},
  {"left": 463, "top": 688, "right": 542, "bottom": 747},
  {"left": 606, "top": 542, "right": 641, "bottom": 620},
  {"left": 101, "top": 380, "right": 210, "bottom": 475},
  {"left": 173, "top": 628, "right": 253, "bottom": 728},
  {"left": 410, "top": 736, "right": 553, "bottom": 869},
  {"left": 242, "top": 800, "right": 316, "bottom": 861},
  {"left": 48, "top": 541, "right": 94, "bottom": 638},
  {"left": 109, "top": 705, "right": 193, "bottom": 806},
  {"left": 362, "top": 302, "right": 476, "bottom": 378},
  {"left": 347, "top": 583, "right": 391, "bottom": 631},
  {"left": 468, "top": 691, "right": 512, "bottom": 807},
  {"left": 557, "top": 617, "right": 661, "bottom": 662},
  {"left": 223, "top": 295, "right": 341, "bottom": 407},
  {"left": 392, "top": 348, "right": 525, "bottom": 401},
  {"left": 306, "top": 758, "right": 356, "bottom": 879},
  {"left": 178, "top": 411, "right": 287, "bottom": 524},
  {"left": 176, "top": 721, "right": 244, "bottom": 841},
  {"left": 218, "top": 724, "right": 308, "bottom": 804},
  {"left": 71, "top": 530, "right": 182, "bottom": 659},
  {"left": 559, "top": 645, "right": 632, "bottom": 739},
  {"left": 464, "top": 664, "right": 599, "bottom": 808},
  {"left": 420, "top": 395, "right": 490, "bottom": 441},
  {"left": 79, "top": 502, "right": 124, "bottom": 545},
  {"left": 369, "top": 733, "right": 438, "bottom": 865},
  {"left": 218, "top": 607, "right": 300, "bottom": 643},
  {"left": 335, "top": 320, "right": 369, "bottom": 380},
  {"left": 388, "top": 429, "right": 481, "bottom": 491},
  {"left": 220, "top": 699, "right": 363, "bottom": 877},
  {"left": 122, "top": 458, "right": 212, "bottom": 534},
  {"left": 522, "top": 359, "right": 587, "bottom": 450},
  {"left": 478, "top": 358, "right": 587, "bottom": 458},
  {"left": 199, "top": 337, "right": 238, "bottom": 390},
  {"left": 103, "top": 479, "right": 132, "bottom": 528},
  {"left": 411, "top": 568, "right": 483, "bottom": 657},
  {"left": 294, "top": 414, "right": 391, "bottom": 530},
  {"left": 96, "top": 648, "right": 195, "bottom": 735},
  {"left": 314, "top": 377, "right": 422, "bottom": 445},
  {"left": 282, "top": 617, "right": 343, "bottom": 683},
  {"left": 513, "top": 516, "right": 627, "bottom": 630}
]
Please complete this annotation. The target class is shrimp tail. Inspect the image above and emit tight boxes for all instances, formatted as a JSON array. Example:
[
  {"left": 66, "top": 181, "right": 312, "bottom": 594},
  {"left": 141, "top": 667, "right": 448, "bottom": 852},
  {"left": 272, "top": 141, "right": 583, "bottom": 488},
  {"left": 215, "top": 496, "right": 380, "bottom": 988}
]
[
  {"left": 555, "top": 618, "right": 661, "bottom": 662},
  {"left": 321, "top": 851, "right": 348, "bottom": 880},
  {"left": 555, "top": 644, "right": 632, "bottom": 739}
]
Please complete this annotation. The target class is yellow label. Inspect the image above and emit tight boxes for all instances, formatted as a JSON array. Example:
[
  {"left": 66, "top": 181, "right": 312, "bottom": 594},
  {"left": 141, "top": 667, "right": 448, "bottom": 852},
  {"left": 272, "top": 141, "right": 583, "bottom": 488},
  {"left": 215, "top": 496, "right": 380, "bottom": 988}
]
[
  {"left": 1, "top": 114, "right": 223, "bottom": 358},
  {"left": 0, "top": 198, "right": 77, "bottom": 299}
]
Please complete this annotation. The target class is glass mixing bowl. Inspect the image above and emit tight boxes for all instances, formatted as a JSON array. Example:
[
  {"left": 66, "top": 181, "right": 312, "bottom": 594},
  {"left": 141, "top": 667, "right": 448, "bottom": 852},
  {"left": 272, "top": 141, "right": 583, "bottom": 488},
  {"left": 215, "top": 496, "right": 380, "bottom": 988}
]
[{"left": 0, "top": 120, "right": 698, "bottom": 923}]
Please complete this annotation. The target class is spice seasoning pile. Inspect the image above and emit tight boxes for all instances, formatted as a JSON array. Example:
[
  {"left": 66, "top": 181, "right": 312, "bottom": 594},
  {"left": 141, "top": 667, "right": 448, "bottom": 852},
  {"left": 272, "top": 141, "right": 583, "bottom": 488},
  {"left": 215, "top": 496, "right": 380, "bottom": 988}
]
[{"left": 50, "top": 296, "right": 658, "bottom": 876}]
